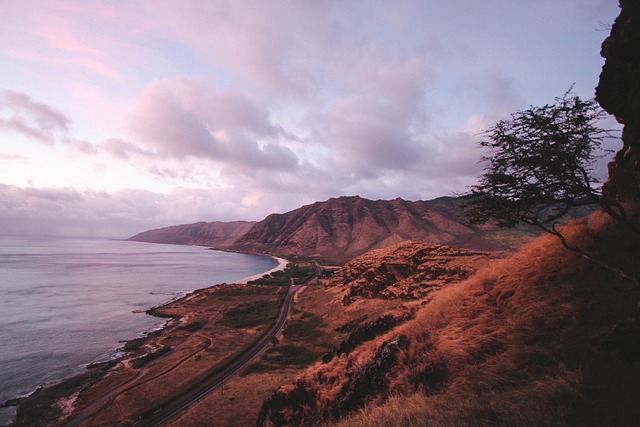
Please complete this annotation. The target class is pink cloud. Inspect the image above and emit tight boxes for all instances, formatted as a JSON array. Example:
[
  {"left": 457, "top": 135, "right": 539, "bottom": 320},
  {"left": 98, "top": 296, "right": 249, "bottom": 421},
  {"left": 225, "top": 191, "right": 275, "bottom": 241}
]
[
  {"left": 128, "top": 78, "right": 299, "bottom": 172},
  {"left": 102, "top": 138, "right": 151, "bottom": 159},
  {"left": 39, "top": 26, "right": 106, "bottom": 57},
  {"left": 0, "top": 90, "right": 71, "bottom": 144}
]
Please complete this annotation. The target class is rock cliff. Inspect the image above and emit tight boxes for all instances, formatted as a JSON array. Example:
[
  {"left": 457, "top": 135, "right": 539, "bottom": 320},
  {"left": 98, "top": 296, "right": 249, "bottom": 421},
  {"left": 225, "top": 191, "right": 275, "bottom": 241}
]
[
  {"left": 596, "top": 0, "right": 640, "bottom": 201},
  {"left": 128, "top": 196, "right": 537, "bottom": 263}
]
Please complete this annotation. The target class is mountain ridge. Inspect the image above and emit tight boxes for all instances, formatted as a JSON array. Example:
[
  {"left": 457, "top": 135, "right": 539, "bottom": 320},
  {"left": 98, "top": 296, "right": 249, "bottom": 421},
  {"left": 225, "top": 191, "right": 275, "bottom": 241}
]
[
  {"left": 127, "top": 220, "right": 255, "bottom": 247},
  {"left": 128, "top": 195, "right": 540, "bottom": 263}
]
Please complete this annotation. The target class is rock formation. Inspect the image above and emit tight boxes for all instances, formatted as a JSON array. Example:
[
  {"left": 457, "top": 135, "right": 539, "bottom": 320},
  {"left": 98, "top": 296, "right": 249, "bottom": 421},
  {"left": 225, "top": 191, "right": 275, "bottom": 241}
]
[
  {"left": 230, "top": 196, "right": 534, "bottom": 263},
  {"left": 329, "top": 241, "right": 491, "bottom": 303},
  {"left": 596, "top": 0, "right": 640, "bottom": 201}
]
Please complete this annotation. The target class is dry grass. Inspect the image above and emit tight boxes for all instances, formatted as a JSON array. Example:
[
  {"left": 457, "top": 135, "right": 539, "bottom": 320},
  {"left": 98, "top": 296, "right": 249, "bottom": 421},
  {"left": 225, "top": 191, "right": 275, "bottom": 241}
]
[
  {"left": 164, "top": 284, "right": 379, "bottom": 426},
  {"left": 166, "top": 369, "right": 301, "bottom": 427},
  {"left": 49, "top": 210, "right": 640, "bottom": 426},
  {"left": 258, "top": 211, "right": 640, "bottom": 426},
  {"left": 329, "top": 212, "right": 640, "bottom": 426}
]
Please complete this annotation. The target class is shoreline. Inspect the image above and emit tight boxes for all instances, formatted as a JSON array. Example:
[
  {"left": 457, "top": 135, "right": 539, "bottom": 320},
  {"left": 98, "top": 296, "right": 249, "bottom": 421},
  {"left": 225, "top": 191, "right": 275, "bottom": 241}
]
[
  {"left": 6, "top": 252, "right": 288, "bottom": 426},
  {"left": 238, "top": 256, "right": 288, "bottom": 284}
]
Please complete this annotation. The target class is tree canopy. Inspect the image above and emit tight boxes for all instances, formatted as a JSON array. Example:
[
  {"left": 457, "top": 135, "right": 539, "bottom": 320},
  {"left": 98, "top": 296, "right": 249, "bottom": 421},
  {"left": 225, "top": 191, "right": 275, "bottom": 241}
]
[{"left": 466, "top": 90, "right": 618, "bottom": 231}]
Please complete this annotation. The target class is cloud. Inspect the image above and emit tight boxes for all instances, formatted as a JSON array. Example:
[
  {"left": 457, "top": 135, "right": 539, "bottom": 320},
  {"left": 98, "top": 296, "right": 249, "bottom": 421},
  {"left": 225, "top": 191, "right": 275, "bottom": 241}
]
[
  {"left": 101, "top": 138, "right": 152, "bottom": 159},
  {"left": 127, "top": 78, "right": 300, "bottom": 172},
  {"left": 0, "top": 1, "right": 621, "bottom": 237},
  {"left": 0, "top": 153, "right": 27, "bottom": 161},
  {"left": 303, "top": 54, "right": 434, "bottom": 179},
  {"left": 0, "top": 183, "right": 307, "bottom": 238},
  {"left": 129, "top": 82, "right": 218, "bottom": 158},
  {"left": 0, "top": 90, "right": 71, "bottom": 144}
]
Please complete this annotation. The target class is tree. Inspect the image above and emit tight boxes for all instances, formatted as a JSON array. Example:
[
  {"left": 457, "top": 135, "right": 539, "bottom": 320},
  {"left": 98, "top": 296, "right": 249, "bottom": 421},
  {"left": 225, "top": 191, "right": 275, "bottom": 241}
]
[
  {"left": 466, "top": 90, "right": 622, "bottom": 230},
  {"left": 465, "top": 90, "right": 636, "bottom": 282},
  {"left": 270, "top": 335, "right": 280, "bottom": 347}
]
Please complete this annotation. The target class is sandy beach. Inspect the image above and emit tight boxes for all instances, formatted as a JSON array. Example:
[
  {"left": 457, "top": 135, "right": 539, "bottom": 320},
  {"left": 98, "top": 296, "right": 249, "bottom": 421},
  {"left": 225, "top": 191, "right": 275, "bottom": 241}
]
[{"left": 238, "top": 256, "right": 288, "bottom": 283}]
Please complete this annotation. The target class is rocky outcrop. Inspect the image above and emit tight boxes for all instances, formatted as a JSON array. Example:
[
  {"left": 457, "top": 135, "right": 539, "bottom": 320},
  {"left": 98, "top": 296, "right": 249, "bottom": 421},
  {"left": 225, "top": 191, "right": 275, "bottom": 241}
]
[
  {"left": 127, "top": 220, "right": 254, "bottom": 247},
  {"left": 329, "top": 241, "right": 490, "bottom": 304},
  {"left": 256, "top": 335, "right": 413, "bottom": 426},
  {"left": 322, "top": 314, "right": 411, "bottom": 364},
  {"left": 596, "top": 0, "right": 640, "bottom": 201},
  {"left": 332, "top": 335, "right": 411, "bottom": 418}
]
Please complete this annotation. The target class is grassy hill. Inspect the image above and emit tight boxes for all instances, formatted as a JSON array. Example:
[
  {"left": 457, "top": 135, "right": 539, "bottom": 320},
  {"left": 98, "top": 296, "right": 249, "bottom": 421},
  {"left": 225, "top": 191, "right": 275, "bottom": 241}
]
[{"left": 257, "top": 209, "right": 640, "bottom": 426}]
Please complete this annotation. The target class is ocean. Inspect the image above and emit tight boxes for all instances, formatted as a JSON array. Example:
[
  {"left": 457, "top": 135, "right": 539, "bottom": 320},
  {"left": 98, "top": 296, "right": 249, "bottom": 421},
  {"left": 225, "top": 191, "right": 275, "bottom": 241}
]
[{"left": 0, "top": 235, "right": 277, "bottom": 426}]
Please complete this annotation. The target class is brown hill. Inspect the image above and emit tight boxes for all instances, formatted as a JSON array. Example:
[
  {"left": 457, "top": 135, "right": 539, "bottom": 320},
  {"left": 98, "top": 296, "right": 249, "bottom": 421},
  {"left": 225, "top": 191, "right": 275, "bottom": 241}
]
[
  {"left": 229, "top": 196, "right": 537, "bottom": 263},
  {"left": 127, "top": 220, "right": 254, "bottom": 247},
  {"left": 128, "top": 196, "right": 539, "bottom": 263},
  {"left": 257, "top": 210, "right": 640, "bottom": 426}
]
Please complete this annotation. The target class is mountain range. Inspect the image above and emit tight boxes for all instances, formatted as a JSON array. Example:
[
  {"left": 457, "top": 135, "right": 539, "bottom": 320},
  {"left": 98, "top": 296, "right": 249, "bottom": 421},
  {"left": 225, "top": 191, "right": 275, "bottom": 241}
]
[{"left": 128, "top": 195, "right": 540, "bottom": 263}]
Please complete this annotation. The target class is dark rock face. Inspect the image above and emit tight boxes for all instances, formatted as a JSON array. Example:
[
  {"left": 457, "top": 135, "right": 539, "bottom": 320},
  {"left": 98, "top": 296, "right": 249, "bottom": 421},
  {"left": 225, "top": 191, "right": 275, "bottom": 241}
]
[
  {"left": 255, "top": 379, "right": 318, "bottom": 427},
  {"left": 256, "top": 336, "right": 411, "bottom": 427},
  {"left": 322, "top": 314, "right": 409, "bottom": 364},
  {"left": 596, "top": 0, "right": 640, "bottom": 201},
  {"left": 332, "top": 335, "right": 410, "bottom": 418}
]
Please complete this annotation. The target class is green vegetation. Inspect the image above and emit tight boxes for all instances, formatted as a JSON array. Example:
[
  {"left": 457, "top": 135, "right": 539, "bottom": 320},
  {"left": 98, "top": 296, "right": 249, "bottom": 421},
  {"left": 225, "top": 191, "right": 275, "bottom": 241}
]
[
  {"left": 131, "top": 346, "right": 172, "bottom": 369},
  {"left": 283, "top": 312, "right": 325, "bottom": 341},
  {"left": 214, "top": 284, "right": 279, "bottom": 299},
  {"left": 239, "top": 361, "right": 274, "bottom": 377},
  {"left": 222, "top": 300, "right": 280, "bottom": 328},
  {"left": 264, "top": 345, "right": 323, "bottom": 366},
  {"left": 248, "top": 262, "right": 316, "bottom": 286},
  {"left": 180, "top": 321, "right": 204, "bottom": 332},
  {"left": 465, "top": 89, "right": 638, "bottom": 282},
  {"left": 466, "top": 90, "right": 620, "bottom": 231}
]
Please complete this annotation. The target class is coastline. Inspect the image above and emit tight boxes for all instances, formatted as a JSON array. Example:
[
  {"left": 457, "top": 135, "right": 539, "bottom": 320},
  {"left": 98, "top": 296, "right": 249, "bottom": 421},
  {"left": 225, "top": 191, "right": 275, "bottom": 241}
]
[
  {"left": 238, "top": 256, "right": 288, "bottom": 284},
  {"left": 7, "top": 252, "right": 288, "bottom": 426}
]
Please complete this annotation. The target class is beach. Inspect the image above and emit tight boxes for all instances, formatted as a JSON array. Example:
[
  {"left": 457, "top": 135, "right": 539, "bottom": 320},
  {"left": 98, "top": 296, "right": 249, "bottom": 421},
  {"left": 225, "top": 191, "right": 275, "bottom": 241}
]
[{"left": 238, "top": 256, "right": 289, "bottom": 283}]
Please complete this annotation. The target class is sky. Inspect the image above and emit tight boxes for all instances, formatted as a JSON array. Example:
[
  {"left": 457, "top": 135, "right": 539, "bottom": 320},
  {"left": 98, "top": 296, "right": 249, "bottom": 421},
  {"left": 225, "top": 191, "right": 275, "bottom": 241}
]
[{"left": 0, "top": 0, "right": 622, "bottom": 238}]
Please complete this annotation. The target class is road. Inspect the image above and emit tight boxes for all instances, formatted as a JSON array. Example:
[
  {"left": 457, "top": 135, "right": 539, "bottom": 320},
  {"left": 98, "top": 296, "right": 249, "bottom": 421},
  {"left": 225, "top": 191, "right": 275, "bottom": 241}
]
[{"left": 131, "top": 268, "right": 317, "bottom": 426}]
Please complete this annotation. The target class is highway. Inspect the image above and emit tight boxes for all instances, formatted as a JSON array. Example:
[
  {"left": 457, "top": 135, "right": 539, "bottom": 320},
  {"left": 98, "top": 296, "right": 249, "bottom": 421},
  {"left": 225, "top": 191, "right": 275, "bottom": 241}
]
[{"left": 131, "top": 265, "right": 318, "bottom": 426}]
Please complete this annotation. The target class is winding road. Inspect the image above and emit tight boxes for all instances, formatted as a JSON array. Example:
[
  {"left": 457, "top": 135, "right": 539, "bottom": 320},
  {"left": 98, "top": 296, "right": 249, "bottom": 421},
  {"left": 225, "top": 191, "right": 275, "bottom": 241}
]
[
  {"left": 132, "top": 282, "right": 307, "bottom": 426},
  {"left": 64, "top": 262, "right": 319, "bottom": 427}
]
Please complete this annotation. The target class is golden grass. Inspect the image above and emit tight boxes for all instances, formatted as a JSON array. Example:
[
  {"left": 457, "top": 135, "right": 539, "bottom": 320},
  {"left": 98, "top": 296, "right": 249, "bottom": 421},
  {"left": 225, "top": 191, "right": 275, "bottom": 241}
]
[
  {"left": 166, "top": 369, "right": 301, "bottom": 427},
  {"left": 53, "top": 210, "right": 640, "bottom": 426},
  {"left": 261, "top": 211, "right": 640, "bottom": 426},
  {"left": 164, "top": 283, "right": 392, "bottom": 426}
]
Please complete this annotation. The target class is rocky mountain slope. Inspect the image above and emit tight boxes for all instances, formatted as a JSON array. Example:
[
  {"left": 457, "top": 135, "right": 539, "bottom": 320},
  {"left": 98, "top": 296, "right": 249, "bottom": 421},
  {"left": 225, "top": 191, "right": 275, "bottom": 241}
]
[
  {"left": 128, "top": 220, "right": 254, "bottom": 247},
  {"left": 596, "top": 0, "right": 640, "bottom": 202},
  {"left": 129, "top": 196, "right": 539, "bottom": 263}
]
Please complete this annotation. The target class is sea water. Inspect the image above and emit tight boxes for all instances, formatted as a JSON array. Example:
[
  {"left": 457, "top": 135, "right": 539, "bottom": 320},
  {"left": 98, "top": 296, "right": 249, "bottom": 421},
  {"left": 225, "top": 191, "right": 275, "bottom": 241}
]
[{"left": 0, "top": 235, "right": 277, "bottom": 425}]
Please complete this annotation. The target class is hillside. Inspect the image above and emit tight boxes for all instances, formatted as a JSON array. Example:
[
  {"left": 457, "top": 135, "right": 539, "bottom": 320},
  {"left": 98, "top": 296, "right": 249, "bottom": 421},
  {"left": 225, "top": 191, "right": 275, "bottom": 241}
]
[
  {"left": 331, "top": 241, "right": 491, "bottom": 303},
  {"left": 256, "top": 210, "right": 640, "bottom": 426},
  {"left": 127, "top": 220, "right": 254, "bottom": 247},
  {"left": 129, "top": 196, "right": 540, "bottom": 263}
]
